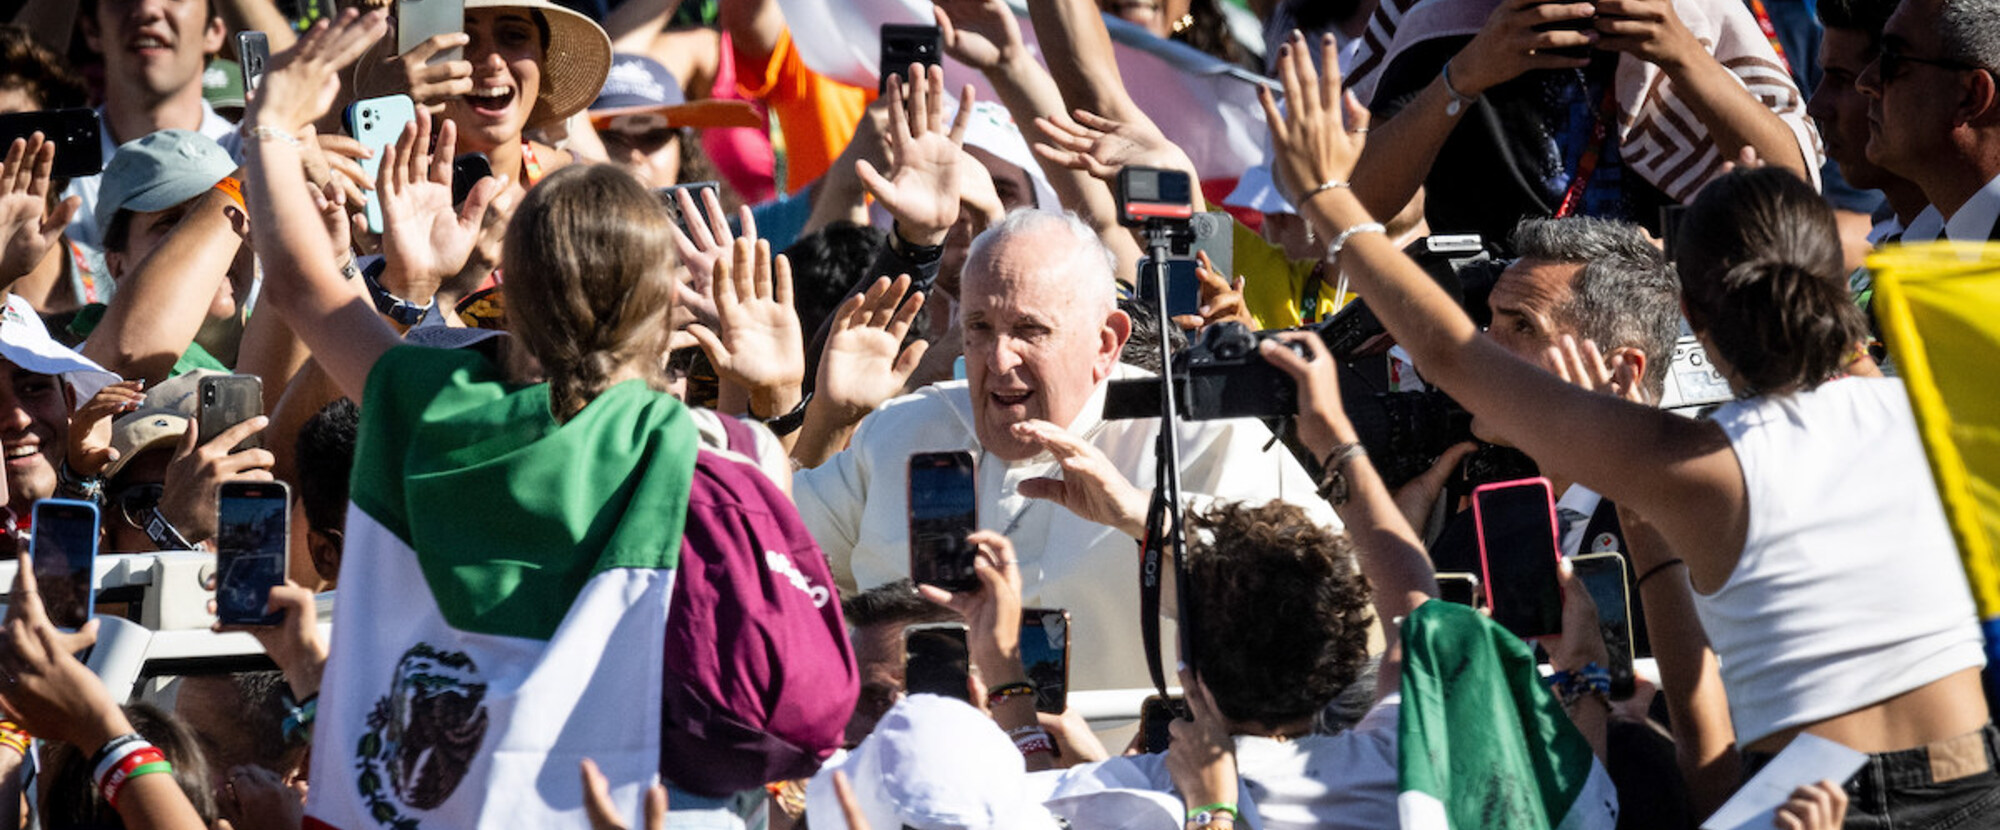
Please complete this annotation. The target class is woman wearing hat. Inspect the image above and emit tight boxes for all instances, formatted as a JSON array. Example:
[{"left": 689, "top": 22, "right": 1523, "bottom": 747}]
[{"left": 370, "top": 0, "right": 612, "bottom": 192}]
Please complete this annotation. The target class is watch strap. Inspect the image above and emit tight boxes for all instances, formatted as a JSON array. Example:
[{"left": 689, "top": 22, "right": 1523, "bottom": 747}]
[
  {"left": 755, "top": 392, "right": 813, "bottom": 438},
  {"left": 361, "top": 258, "right": 437, "bottom": 326}
]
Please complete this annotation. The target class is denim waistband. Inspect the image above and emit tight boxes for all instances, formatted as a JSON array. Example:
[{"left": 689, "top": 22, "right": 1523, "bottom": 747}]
[{"left": 1743, "top": 723, "right": 1999, "bottom": 790}]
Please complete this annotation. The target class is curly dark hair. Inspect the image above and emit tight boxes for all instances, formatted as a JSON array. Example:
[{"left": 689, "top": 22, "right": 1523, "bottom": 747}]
[
  {"left": 1186, "top": 500, "right": 1374, "bottom": 727},
  {"left": 0, "top": 24, "right": 88, "bottom": 111}
]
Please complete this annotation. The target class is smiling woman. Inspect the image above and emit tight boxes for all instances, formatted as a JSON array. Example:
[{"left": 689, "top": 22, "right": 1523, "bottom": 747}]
[{"left": 447, "top": 0, "right": 610, "bottom": 185}]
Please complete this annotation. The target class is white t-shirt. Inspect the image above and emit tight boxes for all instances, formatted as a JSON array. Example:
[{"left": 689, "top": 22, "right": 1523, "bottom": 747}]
[{"left": 1035, "top": 698, "right": 1401, "bottom": 830}]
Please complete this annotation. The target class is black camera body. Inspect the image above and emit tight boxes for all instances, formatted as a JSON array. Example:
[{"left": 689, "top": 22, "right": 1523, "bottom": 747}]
[{"left": 1104, "top": 322, "right": 1308, "bottom": 421}]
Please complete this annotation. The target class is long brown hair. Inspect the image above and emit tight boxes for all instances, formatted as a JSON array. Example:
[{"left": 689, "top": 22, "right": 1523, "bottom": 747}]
[
  {"left": 1674, "top": 168, "right": 1867, "bottom": 395},
  {"left": 501, "top": 164, "right": 679, "bottom": 418}
]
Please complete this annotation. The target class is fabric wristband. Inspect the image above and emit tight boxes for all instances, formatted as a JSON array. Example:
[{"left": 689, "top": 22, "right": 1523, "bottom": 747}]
[
  {"left": 212, "top": 176, "right": 246, "bottom": 210},
  {"left": 103, "top": 755, "right": 172, "bottom": 810},
  {"left": 1013, "top": 731, "right": 1055, "bottom": 756},
  {"left": 98, "top": 745, "right": 166, "bottom": 805},
  {"left": 1187, "top": 803, "right": 1241, "bottom": 821}
]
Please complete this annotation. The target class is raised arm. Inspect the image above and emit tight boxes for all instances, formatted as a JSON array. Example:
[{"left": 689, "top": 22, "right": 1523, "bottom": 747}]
[
  {"left": 1266, "top": 33, "right": 1749, "bottom": 588},
  {"left": 241, "top": 10, "right": 406, "bottom": 404},
  {"left": 81, "top": 175, "right": 244, "bottom": 384},
  {"left": 1024, "top": 0, "right": 1142, "bottom": 124}
]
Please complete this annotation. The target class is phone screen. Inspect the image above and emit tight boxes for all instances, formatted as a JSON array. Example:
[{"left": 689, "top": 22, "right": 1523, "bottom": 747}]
[
  {"left": 1018, "top": 608, "right": 1070, "bottom": 714},
  {"left": 1139, "top": 696, "right": 1189, "bottom": 754},
  {"left": 1570, "top": 553, "right": 1637, "bottom": 700},
  {"left": 1135, "top": 257, "right": 1200, "bottom": 320},
  {"left": 908, "top": 451, "right": 978, "bottom": 591},
  {"left": 1436, "top": 572, "right": 1481, "bottom": 608},
  {"left": 1473, "top": 478, "right": 1564, "bottom": 639},
  {"left": 904, "top": 624, "right": 971, "bottom": 703},
  {"left": 0, "top": 109, "right": 102, "bottom": 179},
  {"left": 879, "top": 24, "right": 942, "bottom": 92},
  {"left": 216, "top": 483, "right": 290, "bottom": 625},
  {"left": 31, "top": 499, "right": 99, "bottom": 631}
]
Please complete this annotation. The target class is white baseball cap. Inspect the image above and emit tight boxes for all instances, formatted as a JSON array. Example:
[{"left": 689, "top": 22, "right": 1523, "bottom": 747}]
[{"left": 0, "top": 294, "right": 117, "bottom": 403}]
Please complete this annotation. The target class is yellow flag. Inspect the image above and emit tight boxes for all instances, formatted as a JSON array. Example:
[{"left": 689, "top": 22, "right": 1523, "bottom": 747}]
[{"left": 1869, "top": 244, "right": 2000, "bottom": 646}]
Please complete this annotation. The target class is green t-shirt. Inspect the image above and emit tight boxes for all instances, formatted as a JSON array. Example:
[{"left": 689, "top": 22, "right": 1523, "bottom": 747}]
[{"left": 67, "top": 303, "right": 228, "bottom": 375}]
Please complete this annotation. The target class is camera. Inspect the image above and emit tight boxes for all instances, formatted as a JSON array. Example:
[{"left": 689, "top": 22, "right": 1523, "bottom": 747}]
[
  {"left": 1116, "top": 167, "right": 1196, "bottom": 228},
  {"left": 1104, "top": 322, "right": 1309, "bottom": 421}
]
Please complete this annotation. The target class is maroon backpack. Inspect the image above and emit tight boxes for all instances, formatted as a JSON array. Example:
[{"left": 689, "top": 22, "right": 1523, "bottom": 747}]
[{"left": 660, "top": 427, "right": 858, "bottom": 796}]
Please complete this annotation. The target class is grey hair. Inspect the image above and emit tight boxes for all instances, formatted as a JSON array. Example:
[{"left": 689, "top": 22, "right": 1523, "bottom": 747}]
[
  {"left": 963, "top": 208, "right": 1120, "bottom": 315},
  {"left": 1940, "top": 0, "right": 2000, "bottom": 69},
  {"left": 1509, "top": 217, "right": 1681, "bottom": 401}
]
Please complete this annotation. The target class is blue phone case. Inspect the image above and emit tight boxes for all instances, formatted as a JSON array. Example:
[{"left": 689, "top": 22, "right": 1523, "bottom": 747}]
[{"left": 343, "top": 94, "right": 418, "bottom": 235}]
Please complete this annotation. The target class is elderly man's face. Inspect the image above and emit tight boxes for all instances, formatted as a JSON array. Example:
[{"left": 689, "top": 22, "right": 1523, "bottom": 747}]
[
  {"left": 1858, "top": 0, "right": 1972, "bottom": 183},
  {"left": 959, "top": 229, "right": 1128, "bottom": 461}
]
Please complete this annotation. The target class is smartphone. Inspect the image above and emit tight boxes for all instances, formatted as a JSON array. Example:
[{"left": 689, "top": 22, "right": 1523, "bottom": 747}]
[
  {"left": 0, "top": 109, "right": 102, "bottom": 179},
  {"left": 30, "top": 499, "right": 99, "bottom": 631},
  {"left": 656, "top": 181, "right": 720, "bottom": 239},
  {"left": 1135, "top": 257, "right": 1200, "bottom": 320},
  {"left": 197, "top": 374, "right": 265, "bottom": 452},
  {"left": 343, "top": 94, "right": 419, "bottom": 234},
  {"left": 1569, "top": 552, "right": 1637, "bottom": 700},
  {"left": 1019, "top": 608, "right": 1071, "bottom": 714},
  {"left": 236, "top": 31, "right": 270, "bottom": 91},
  {"left": 1138, "top": 695, "right": 1190, "bottom": 754},
  {"left": 1436, "top": 572, "right": 1482, "bottom": 608},
  {"left": 215, "top": 481, "right": 290, "bottom": 626},
  {"left": 903, "top": 622, "right": 971, "bottom": 703},
  {"left": 908, "top": 450, "right": 978, "bottom": 592},
  {"left": 452, "top": 152, "right": 491, "bottom": 207},
  {"left": 879, "top": 24, "right": 943, "bottom": 93},
  {"left": 398, "top": 0, "right": 465, "bottom": 63},
  {"left": 1472, "top": 477, "right": 1565, "bottom": 639}
]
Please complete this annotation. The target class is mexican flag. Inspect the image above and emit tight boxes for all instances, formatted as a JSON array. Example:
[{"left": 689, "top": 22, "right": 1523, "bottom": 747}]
[
  {"left": 1396, "top": 601, "right": 1620, "bottom": 830},
  {"left": 305, "top": 347, "right": 699, "bottom": 830}
]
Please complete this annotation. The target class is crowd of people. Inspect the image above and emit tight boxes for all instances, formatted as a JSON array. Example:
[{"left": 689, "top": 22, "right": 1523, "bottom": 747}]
[{"left": 0, "top": 0, "right": 1985, "bottom": 827}]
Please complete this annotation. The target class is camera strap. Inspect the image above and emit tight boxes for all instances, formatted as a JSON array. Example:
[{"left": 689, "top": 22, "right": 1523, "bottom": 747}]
[{"left": 1139, "top": 486, "right": 1170, "bottom": 698}]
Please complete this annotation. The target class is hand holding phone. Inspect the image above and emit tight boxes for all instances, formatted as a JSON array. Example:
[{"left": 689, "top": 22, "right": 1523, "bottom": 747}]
[
  {"left": 343, "top": 94, "right": 419, "bottom": 234},
  {"left": 215, "top": 482, "right": 291, "bottom": 626},
  {"left": 1568, "top": 552, "right": 1636, "bottom": 699},
  {"left": 1138, "top": 695, "right": 1190, "bottom": 753},
  {"left": 198, "top": 374, "right": 266, "bottom": 452},
  {"left": 237, "top": 31, "right": 271, "bottom": 91},
  {"left": 397, "top": 0, "right": 466, "bottom": 63}
]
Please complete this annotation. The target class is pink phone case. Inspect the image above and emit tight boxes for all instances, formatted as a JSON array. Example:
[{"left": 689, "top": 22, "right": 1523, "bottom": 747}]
[{"left": 1469, "top": 476, "right": 1565, "bottom": 636}]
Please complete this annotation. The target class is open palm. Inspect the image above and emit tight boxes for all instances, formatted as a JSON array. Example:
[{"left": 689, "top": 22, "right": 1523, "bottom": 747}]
[
  {"left": 379, "top": 110, "right": 502, "bottom": 301},
  {"left": 817, "top": 275, "right": 930, "bottom": 418},
  {"left": 0, "top": 136, "right": 77, "bottom": 282},
  {"left": 934, "top": 0, "right": 1025, "bottom": 71},
  {"left": 856, "top": 64, "right": 976, "bottom": 241},
  {"left": 689, "top": 239, "right": 805, "bottom": 392}
]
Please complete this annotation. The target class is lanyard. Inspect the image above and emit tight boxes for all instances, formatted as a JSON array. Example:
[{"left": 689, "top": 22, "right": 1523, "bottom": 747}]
[
  {"left": 1301, "top": 261, "right": 1327, "bottom": 323},
  {"left": 521, "top": 140, "right": 544, "bottom": 185},
  {"left": 1556, "top": 81, "right": 1622, "bottom": 218},
  {"left": 1746, "top": 0, "right": 1792, "bottom": 74}
]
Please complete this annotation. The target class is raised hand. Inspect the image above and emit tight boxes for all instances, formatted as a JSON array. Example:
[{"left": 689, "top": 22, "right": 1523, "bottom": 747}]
[
  {"left": 1033, "top": 108, "right": 1191, "bottom": 183},
  {"left": 666, "top": 186, "right": 757, "bottom": 333},
  {"left": 249, "top": 8, "right": 390, "bottom": 134},
  {"left": 161, "top": 418, "right": 275, "bottom": 546},
  {"left": 580, "top": 758, "right": 667, "bottom": 830},
  {"left": 856, "top": 64, "right": 976, "bottom": 246},
  {"left": 374, "top": 33, "right": 475, "bottom": 114},
  {"left": 1170, "top": 250, "right": 1253, "bottom": 331},
  {"left": 816, "top": 276, "right": 930, "bottom": 421},
  {"left": 0, "top": 135, "right": 80, "bottom": 283},
  {"left": 934, "top": 0, "right": 1028, "bottom": 72},
  {"left": 1449, "top": 0, "right": 1597, "bottom": 95},
  {"left": 917, "top": 530, "right": 1027, "bottom": 686},
  {"left": 1593, "top": 0, "right": 1702, "bottom": 67},
  {"left": 688, "top": 239, "right": 806, "bottom": 396},
  {"left": 378, "top": 106, "right": 509, "bottom": 305},
  {"left": 1014, "top": 420, "right": 1149, "bottom": 539},
  {"left": 64, "top": 380, "right": 145, "bottom": 480},
  {"left": 210, "top": 581, "right": 326, "bottom": 700},
  {"left": 1547, "top": 334, "right": 1648, "bottom": 404},
  {"left": 1165, "top": 670, "right": 1239, "bottom": 813},
  {"left": 1259, "top": 31, "right": 1372, "bottom": 205},
  {"left": 1258, "top": 329, "right": 1353, "bottom": 460}
]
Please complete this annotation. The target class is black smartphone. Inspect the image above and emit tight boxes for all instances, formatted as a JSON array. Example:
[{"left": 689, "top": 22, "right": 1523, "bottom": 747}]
[
  {"left": 1569, "top": 552, "right": 1637, "bottom": 700},
  {"left": 237, "top": 31, "right": 270, "bottom": 91},
  {"left": 1139, "top": 695, "right": 1190, "bottom": 753},
  {"left": 1436, "top": 572, "right": 1482, "bottom": 608},
  {"left": 0, "top": 109, "right": 102, "bottom": 179},
  {"left": 655, "top": 181, "right": 720, "bottom": 238},
  {"left": 198, "top": 374, "right": 265, "bottom": 452},
  {"left": 1135, "top": 257, "right": 1200, "bottom": 320},
  {"left": 879, "top": 24, "right": 943, "bottom": 93},
  {"left": 903, "top": 622, "right": 971, "bottom": 703},
  {"left": 215, "top": 481, "right": 290, "bottom": 626},
  {"left": 30, "top": 499, "right": 99, "bottom": 631},
  {"left": 1019, "top": 608, "right": 1071, "bottom": 714},
  {"left": 452, "top": 152, "right": 491, "bottom": 207},
  {"left": 908, "top": 450, "right": 978, "bottom": 592},
  {"left": 1472, "top": 477, "right": 1565, "bottom": 639}
]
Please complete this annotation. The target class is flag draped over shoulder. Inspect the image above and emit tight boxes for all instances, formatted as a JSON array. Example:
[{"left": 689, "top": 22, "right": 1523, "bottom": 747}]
[
  {"left": 771, "top": 0, "right": 1272, "bottom": 185},
  {"left": 305, "top": 346, "right": 700, "bottom": 830},
  {"left": 1869, "top": 243, "right": 2000, "bottom": 701},
  {"left": 1397, "top": 600, "right": 1619, "bottom": 830}
]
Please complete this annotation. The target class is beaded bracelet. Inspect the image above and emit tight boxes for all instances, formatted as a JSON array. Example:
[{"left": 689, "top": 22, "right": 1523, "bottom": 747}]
[
  {"left": 282, "top": 694, "right": 317, "bottom": 744},
  {"left": 1546, "top": 663, "right": 1612, "bottom": 708},
  {"left": 1013, "top": 730, "right": 1055, "bottom": 756},
  {"left": 985, "top": 681, "right": 1036, "bottom": 708}
]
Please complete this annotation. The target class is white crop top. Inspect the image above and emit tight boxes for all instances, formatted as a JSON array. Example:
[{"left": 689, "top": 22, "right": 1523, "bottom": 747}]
[{"left": 1694, "top": 377, "right": 1986, "bottom": 747}]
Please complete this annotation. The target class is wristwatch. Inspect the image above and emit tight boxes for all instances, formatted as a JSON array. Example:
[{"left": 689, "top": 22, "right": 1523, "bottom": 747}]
[
  {"left": 754, "top": 392, "right": 813, "bottom": 438},
  {"left": 362, "top": 259, "right": 437, "bottom": 326},
  {"left": 1316, "top": 442, "right": 1368, "bottom": 507}
]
